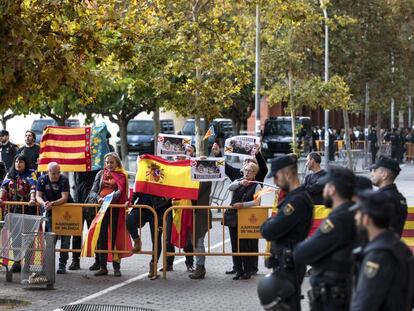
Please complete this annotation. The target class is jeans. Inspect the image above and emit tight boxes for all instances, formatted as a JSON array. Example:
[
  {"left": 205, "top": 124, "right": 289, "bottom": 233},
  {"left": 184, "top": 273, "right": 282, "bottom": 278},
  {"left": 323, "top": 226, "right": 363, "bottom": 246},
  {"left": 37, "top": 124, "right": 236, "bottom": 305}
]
[{"left": 194, "top": 237, "right": 206, "bottom": 266}]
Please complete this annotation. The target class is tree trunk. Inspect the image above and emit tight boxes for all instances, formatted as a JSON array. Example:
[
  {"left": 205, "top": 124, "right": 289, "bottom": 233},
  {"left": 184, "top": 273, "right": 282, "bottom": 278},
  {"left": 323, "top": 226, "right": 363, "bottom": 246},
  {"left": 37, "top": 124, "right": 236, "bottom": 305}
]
[
  {"left": 288, "top": 67, "right": 297, "bottom": 155},
  {"left": 0, "top": 111, "right": 15, "bottom": 130},
  {"left": 119, "top": 117, "right": 129, "bottom": 168},
  {"left": 195, "top": 116, "right": 203, "bottom": 157},
  {"left": 153, "top": 105, "right": 160, "bottom": 155},
  {"left": 342, "top": 109, "right": 353, "bottom": 169},
  {"left": 376, "top": 111, "right": 382, "bottom": 156}
]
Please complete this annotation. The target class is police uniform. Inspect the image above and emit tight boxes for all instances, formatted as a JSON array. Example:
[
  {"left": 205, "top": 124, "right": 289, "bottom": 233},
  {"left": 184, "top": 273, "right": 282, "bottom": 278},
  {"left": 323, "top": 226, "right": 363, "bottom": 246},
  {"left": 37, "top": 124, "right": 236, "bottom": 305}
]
[
  {"left": 350, "top": 191, "right": 413, "bottom": 311},
  {"left": 372, "top": 157, "right": 408, "bottom": 237},
  {"left": 294, "top": 166, "right": 356, "bottom": 311},
  {"left": 260, "top": 155, "right": 314, "bottom": 311}
]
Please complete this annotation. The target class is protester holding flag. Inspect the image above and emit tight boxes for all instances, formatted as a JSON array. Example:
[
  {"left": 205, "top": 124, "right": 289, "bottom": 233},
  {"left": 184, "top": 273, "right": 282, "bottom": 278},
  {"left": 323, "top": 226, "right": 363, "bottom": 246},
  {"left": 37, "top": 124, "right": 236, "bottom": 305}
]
[
  {"left": 226, "top": 162, "right": 262, "bottom": 280},
  {"left": 88, "top": 152, "right": 130, "bottom": 277}
]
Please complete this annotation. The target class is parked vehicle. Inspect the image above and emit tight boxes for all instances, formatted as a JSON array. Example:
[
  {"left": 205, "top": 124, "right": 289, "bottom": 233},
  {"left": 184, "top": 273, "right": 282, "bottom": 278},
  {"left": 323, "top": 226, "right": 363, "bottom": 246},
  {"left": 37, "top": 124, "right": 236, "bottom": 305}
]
[
  {"left": 31, "top": 118, "right": 81, "bottom": 143},
  {"left": 116, "top": 119, "right": 175, "bottom": 156},
  {"left": 261, "top": 116, "right": 311, "bottom": 159}
]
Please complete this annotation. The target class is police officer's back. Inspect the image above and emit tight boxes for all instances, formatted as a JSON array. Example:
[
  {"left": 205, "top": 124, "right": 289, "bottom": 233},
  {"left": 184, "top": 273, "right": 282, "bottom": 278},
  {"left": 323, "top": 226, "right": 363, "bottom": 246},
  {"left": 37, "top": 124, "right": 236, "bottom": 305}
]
[
  {"left": 370, "top": 156, "right": 407, "bottom": 236},
  {"left": 350, "top": 191, "right": 414, "bottom": 311},
  {"left": 259, "top": 154, "right": 314, "bottom": 310},
  {"left": 294, "top": 166, "right": 356, "bottom": 311}
]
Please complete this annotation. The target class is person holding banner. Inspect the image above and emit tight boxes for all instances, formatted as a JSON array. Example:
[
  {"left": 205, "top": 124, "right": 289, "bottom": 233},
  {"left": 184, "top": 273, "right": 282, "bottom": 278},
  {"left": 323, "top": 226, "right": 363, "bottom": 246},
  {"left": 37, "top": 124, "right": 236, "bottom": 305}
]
[
  {"left": 88, "top": 152, "right": 130, "bottom": 277},
  {"left": 212, "top": 142, "right": 267, "bottom": 275},
  {"left": 226, "top": 162, "right": 262, "bottom": 280}
]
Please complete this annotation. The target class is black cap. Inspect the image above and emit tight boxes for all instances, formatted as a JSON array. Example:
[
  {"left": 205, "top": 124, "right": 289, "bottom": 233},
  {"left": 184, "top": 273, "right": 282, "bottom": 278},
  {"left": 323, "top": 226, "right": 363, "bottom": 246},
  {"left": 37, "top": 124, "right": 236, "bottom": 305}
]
[
  {"left": 370, "top": 156, "right": 401, "bottom": 176},
  {"left": 0, "top": 130, "right": 9, "bottom": 136},
  {"left": 266, "top": 154, "right": 297, "bottom": 178},
  {"left": 349, "top": 191, "right": 394, "bottom": 226},
  {"left": 317, "top": 165, "right": 356, "bottom": 189},
  {"left": 354, "top": 176, "right": 372, "bottom": 195}
]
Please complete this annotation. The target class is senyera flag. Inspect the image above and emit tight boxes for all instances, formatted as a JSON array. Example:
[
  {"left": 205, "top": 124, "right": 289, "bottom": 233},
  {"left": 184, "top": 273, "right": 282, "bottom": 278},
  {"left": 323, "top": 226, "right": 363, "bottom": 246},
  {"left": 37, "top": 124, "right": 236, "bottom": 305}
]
[
  {"left": 38, "top": 123, "right": 110, "bottom": 172},
  {"left": 135, "top": 154, "right": 200, "bottom": 200}
]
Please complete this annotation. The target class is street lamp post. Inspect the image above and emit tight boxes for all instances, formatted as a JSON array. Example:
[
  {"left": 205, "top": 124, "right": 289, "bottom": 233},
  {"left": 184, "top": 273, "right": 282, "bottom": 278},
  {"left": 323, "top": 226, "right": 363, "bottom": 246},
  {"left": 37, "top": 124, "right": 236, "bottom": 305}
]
[
  {"left": 321, "top": 0, "right": 330, "bottom": 168},
  {"left": 255, "top": 4, "right": 261, "bottom": 137}
]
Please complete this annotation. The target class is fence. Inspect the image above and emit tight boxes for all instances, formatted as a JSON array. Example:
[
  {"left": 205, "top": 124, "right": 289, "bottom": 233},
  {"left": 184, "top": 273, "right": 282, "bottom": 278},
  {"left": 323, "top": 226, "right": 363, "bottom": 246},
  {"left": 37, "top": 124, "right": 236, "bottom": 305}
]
[
  {"left": 161, "top": 205, "right": 272, "bottom": 279},
  {"left": 0, "top": 202, "right": 160, "bottom": 279}
]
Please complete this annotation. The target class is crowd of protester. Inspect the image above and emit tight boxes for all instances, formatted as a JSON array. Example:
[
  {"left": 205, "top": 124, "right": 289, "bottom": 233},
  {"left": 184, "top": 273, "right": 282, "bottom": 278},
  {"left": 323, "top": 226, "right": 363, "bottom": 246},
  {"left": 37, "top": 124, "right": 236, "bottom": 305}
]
[{"left": 0, "top": 127, "right": 412, "bottom": 311}]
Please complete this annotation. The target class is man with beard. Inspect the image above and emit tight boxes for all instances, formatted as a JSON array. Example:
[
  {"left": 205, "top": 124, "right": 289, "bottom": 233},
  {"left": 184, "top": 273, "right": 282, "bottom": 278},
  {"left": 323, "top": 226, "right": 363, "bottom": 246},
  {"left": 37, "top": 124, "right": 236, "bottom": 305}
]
[
  {"left": 370, "top": 156, "right": 407, "bottom": 236},
  {"left": 17, "top": 130, "right": 40, "bottom": 170},
  {"left": 350, "top": 191, "right": 413, "bottom": 311},
  {"left": 293, "top": 166, "right": 356, "bottom": 311},
  {"left": 303, "top": 152, "right": 327, "bottom": 205},
  {"left": 259, "top": 154, "right": 314, "bottom": 310}
]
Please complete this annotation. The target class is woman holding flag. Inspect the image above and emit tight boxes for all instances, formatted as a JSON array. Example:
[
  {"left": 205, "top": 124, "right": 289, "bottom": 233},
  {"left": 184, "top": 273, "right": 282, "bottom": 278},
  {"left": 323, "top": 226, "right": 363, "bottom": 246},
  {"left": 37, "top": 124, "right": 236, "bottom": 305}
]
[
  {"left": 226, "top": 161, "right": 262, "bottom": 280},
  {"left": 87, "top": 152, "right": 130, "bottom": 277}
]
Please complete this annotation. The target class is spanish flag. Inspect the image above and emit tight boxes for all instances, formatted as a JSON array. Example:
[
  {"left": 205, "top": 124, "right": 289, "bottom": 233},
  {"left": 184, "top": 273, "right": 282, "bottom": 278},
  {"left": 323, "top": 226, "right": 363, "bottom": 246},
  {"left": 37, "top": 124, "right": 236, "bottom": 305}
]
[
  {"left": 308, "top": 205, "right": 332, "bottom": 236},
  {"left": 38, "top": 123, "right": 110, "bottom": 172},
  {"left": 203, "top": 125, "right": 215, "bottom": 140},
  {"left": 81, "top": 202, "right": 109, "bottom": 258},
  {"left": 170, "top": 199, "right": 193, "bottom": 248},
  {"left": 135, "top": 154, "right": 200, "bottom": 200},
  {"left": 402, "top": 206, "right": 414, "bottom": 253}
]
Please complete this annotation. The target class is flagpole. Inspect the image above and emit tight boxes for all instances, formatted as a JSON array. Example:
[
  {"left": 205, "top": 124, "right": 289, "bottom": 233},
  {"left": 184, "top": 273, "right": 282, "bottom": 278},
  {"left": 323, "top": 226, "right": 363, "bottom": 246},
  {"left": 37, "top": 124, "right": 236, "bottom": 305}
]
[{"left": 248, "top": 180, "right": 279, "bottom": 189}]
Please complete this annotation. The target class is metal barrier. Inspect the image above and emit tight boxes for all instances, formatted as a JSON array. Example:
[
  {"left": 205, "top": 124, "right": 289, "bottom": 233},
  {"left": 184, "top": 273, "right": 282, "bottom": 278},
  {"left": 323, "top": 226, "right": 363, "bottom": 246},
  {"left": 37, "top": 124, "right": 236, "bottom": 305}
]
[
  {"left": 1, "top": 202, "right": 159, "bottom": 279},
  {"left": 162, "top": 205, "right": 272, "bottom": 279}
]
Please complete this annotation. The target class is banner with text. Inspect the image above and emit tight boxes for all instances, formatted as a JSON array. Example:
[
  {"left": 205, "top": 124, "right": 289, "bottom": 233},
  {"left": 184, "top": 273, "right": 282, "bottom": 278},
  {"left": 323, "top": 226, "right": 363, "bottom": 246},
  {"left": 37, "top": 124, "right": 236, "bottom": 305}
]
[
  {"left": 190, "top": 157, "right": 225, "bottom": 181},
  {"left": 224, "top": 135, "right": 260, "bottom": 158},
  {"left": 238, "top": 208, "right": 269, "bottom": 239},
  {"left": 52, "top": 204, "right": 83, "bottom": 236},
  {"left": 157, "top": 134, "right": 192, "bottom": 158}
]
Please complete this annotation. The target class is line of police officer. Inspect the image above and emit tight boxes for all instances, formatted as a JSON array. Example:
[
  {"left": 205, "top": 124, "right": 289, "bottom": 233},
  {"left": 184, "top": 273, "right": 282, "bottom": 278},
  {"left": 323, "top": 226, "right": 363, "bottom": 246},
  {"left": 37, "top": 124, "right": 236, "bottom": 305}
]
[{"left": 257, "top": 154, "right": 413, "bottom": 311}]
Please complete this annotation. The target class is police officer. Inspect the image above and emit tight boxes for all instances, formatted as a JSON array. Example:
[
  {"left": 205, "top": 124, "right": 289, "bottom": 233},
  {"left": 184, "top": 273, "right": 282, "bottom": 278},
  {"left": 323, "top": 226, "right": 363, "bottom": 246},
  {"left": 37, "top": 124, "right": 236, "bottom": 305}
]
[
  {"left": 350, "top": 191, "right": 413, "bottom": 311},
  {"left": 370, "top": 156, "right": 407, "bottom": 236},
  {"left": 293, "top": 166, "right": 356, "bottom": 311},
  {"left": 260, "top": 154, "right": 314, "bottom": 310}
]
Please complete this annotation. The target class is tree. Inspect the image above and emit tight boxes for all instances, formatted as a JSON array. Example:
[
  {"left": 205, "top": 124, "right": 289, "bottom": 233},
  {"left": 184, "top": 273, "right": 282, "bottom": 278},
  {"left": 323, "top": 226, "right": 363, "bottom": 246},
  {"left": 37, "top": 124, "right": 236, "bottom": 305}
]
[{"left": 154, "top": 0, "right": 251, "bottom": 155}]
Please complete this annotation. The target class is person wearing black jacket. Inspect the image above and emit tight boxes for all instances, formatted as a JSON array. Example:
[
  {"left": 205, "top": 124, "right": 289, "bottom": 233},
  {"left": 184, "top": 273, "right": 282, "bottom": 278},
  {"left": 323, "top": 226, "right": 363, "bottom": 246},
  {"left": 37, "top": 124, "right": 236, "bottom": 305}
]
[
  {"left": 260, "top": 154, "right": 314, "bottom": 311},
  {"left": 370, "top": 156, "right": 407, "bottom": 237},
  {"left": 0, "top": 130, "right": 18, "bottom": 171},
  {"left": 211, "top": 142, "right": 268, "bottom": 274},
  {"left": 294, "top": 166, "right": 356, "bottom": 311},
  {"left": 303, "top": 152, "right": 326, "bottom": 205}
]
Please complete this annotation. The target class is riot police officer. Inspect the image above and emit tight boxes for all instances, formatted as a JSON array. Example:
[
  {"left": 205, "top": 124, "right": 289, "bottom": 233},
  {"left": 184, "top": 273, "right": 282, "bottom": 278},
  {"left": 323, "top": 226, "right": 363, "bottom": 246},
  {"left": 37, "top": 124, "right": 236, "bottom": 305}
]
[
  {"left": 293, "top": 166, "right": 356, "bottom": 311},
  {"left": 370, "top": 156, "right": 407, "bottom": 236},
  {"left": 350, "top": 191, "right": 413, "bottom": 311},
  {"left": 259, "top": 154, "right": 314, "bottom": 310}
]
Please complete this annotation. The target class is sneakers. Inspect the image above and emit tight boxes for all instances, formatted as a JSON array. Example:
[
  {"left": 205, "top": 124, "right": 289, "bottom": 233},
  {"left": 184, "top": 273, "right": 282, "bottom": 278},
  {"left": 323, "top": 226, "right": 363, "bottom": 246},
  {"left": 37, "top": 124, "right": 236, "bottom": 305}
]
[
  {"left": 186, "top": 264, "right": 195, "bottom": 273},
  {"left": 189, "top": 265, "right": 206, "bottom": 279},
  {"left": 131, "top": 237, "right": 142, "bottom": 253},
  {"left": 225, "top": 269, "right": 236, "bottom": 275},
  {"left": 68, "top": 261, "right": 80, "bottom": 271},
  {"left": 89, "top": 262, "right": 100, "bottom": 271},
  {"left": 94, "top": 268, "right": 108, "bottom": 276},
  {"left": 114, "top": 269, "right": 122, "bottom": 277},
  {"left": 57, "top": 267, "right": 66, "bottom": 274}
]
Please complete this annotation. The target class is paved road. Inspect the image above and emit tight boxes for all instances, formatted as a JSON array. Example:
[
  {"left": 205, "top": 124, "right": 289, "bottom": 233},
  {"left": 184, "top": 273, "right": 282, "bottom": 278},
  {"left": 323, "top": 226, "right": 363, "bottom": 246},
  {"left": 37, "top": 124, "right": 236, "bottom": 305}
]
[{"left": 1, "top": 161, "right": 413, "bottom": 311}]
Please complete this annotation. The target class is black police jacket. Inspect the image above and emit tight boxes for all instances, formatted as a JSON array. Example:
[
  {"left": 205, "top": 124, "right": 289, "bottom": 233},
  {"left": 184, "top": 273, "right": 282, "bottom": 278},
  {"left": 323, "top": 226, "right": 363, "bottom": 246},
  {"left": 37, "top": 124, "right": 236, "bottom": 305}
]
[
  {"left": 351, "top": 230, "right": 412, "bottom": 311},
  {"left": 293, "top": 201, "right": 355, "bottom": 284},
  {"left": 378, "top": 184, "right": 407, "bottom": 237},
  {"left": 260, "top": 185, "right": 313, "bottom": 250}
]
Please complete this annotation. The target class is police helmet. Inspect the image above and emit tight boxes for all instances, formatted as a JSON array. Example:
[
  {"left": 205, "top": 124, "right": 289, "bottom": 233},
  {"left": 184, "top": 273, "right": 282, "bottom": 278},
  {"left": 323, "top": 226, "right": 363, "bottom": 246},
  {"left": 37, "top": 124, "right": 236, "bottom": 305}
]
[{"left": 257, "top": 272, "right": 295, "bottom": 310}]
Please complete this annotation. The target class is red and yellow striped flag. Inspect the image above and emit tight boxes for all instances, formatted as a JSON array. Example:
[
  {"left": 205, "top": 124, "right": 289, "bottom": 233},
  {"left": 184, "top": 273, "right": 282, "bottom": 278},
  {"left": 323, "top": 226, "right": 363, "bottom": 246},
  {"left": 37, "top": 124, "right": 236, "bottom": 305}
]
[
  {"left": 38, "top": 126, "right": 91, "bottom": 172},
  {"left": 135, "top": 154, "right": 200, "bottom": 200}
]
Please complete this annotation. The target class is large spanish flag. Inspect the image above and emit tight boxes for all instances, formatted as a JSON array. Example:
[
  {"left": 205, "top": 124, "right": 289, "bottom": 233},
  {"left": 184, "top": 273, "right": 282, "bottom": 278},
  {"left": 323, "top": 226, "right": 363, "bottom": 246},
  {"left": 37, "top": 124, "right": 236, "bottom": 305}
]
[
  {"left": 135, "top": 154, "right": 200, "bottom": 200},
  {"left": 38, "top": 123, "right": 110, "bottom": 172}
]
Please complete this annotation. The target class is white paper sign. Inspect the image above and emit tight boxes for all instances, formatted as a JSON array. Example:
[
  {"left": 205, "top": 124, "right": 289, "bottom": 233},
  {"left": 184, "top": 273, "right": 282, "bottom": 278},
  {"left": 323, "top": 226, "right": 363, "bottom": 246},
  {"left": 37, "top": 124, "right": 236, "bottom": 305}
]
[
  {"left": 190, "top": 157, "right": 225, "bottom": 181},
  {"left": 157, "top": 134, "right": 192, "bottom": 157},
  {"left": 224, "top": 135, "right": 260, "bottom": 158}
]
